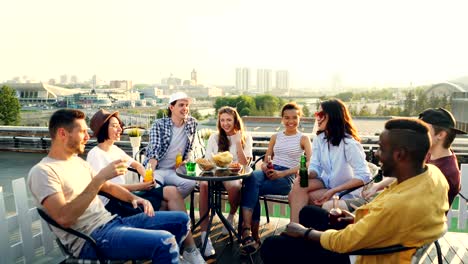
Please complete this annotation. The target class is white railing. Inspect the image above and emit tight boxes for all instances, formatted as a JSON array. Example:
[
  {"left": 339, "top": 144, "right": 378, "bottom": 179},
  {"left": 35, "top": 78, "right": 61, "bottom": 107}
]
[{"left": 0, "top": 178, "right": 58, "bottom": 264}]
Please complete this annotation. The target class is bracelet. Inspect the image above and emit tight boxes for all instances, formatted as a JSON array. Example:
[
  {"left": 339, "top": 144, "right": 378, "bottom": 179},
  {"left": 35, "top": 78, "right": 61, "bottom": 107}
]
[{"left": 303, "top": 228, "right": 313, "bottom": 240}]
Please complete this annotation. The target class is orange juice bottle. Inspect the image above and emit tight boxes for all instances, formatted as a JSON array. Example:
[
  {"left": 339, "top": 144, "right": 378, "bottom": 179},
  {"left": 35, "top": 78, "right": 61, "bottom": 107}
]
[
  {"left": 144, "top": 164, "right": 153, "bottom": 182},
  {"left": 175, "top": 151, "right": 183, "bottom": 168}
]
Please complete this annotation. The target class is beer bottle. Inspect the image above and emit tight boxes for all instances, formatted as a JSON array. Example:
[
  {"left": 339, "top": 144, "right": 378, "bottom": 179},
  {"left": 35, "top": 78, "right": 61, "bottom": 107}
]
[
  {"left": 299, "top": 155, "right": 308, "bottom": 187},
  {"left": 329, "top": 195, "right": 342, "bottom": 226},
  {"left": 266, "top": 155, "right": 274, "bottom": 170}
]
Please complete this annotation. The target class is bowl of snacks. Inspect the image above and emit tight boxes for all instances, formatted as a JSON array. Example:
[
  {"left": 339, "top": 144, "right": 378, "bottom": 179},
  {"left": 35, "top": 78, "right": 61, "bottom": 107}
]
[
  {"left": 212, "top": 151, "right": 233, "bottom": 168},
  {"left": 228, "top": 162, "right": 242, "bottom": 174},
  {"left": 196, "top": 158, "right": 215, "bottom": 171}
]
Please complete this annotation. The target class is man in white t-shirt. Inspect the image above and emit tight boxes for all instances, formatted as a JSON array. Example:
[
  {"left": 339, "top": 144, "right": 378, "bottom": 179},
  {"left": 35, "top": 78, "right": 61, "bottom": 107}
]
[{"left": 28, "top": 109, "right": 192, "bottom": 263}]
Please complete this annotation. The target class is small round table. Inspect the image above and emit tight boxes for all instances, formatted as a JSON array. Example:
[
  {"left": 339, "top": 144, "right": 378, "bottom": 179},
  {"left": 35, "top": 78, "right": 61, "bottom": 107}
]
[{"left": 176, "top": 165, "right": 253, "bottom": 254}]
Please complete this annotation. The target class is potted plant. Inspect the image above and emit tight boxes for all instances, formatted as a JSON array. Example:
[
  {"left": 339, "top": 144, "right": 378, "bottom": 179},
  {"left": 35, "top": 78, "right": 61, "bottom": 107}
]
[
  {"left": 128, "top": 128, "right": 142, "bottom": 149},
  {"left": 199, "top": 128, "right": 214, "bottom": 148}
]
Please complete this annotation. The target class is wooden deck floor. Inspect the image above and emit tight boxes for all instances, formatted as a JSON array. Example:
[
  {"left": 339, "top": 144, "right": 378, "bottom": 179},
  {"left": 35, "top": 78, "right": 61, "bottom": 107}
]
[{"left": 194, "top": 214, "right": 468, "bottom": 264}]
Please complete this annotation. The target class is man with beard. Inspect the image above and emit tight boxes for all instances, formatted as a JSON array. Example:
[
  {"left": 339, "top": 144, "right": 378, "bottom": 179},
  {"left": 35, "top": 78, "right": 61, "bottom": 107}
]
[
  {"left": 261, "top": 118, "right": 449, "bottom": 264},
  {"left": 28, "top": 109, "right": 192, "bottom": 263}
]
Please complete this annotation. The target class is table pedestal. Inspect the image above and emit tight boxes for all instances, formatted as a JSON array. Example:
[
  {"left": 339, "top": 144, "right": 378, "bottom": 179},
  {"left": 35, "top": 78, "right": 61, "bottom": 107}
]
[{"left": 193, "top": 181, "right": 240, "bottom": 255}]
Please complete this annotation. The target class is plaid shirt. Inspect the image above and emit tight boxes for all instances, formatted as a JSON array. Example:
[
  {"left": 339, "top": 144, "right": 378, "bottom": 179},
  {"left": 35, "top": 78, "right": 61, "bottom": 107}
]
[{"left": 144, "top": 116, "right": 198, "bottom": 168}]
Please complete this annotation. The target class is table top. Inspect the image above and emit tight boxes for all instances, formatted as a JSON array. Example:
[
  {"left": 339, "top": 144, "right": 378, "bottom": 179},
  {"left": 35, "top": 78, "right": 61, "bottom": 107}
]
[{"left": 176, "top": 165, "right": 252, "bottom": 181}]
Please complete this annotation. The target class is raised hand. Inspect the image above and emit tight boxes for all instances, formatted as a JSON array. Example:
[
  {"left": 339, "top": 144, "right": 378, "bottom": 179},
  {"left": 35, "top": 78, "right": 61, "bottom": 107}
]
[{"left": 98, "top": 159, "right": 128, "bottom": 181}]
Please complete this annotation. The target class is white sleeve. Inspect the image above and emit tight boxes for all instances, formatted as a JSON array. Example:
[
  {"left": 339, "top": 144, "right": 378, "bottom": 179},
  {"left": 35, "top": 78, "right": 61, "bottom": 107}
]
[{"left": 205, "top": 133, "right": 218, "bottom": 158}]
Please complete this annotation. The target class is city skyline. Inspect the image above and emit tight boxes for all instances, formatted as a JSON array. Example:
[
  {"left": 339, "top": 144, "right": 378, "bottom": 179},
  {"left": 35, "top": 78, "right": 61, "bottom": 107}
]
[{"left": 2, "top": 0, "right": 468, "bottom": 89}]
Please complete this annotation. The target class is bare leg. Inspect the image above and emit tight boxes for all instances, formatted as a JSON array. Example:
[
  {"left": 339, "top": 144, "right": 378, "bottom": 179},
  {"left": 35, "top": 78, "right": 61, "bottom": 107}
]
[
  {"left": 289, "top": 178, "right": 324, "bottom": 222},
  {"left": 322, "top": 200, "right": 349, "bottom": 211},
  {"left": 198, "top": 182, "right": 209, "bottom": 231},
  {"left": 224, "top": 180, "right": 241, "bottom": 215},
  {"left": 251, "top": 221, "right": 260, "bottom": 241},
  {"left": 242, "top": 207, "right": 254, "bottom": 237}
]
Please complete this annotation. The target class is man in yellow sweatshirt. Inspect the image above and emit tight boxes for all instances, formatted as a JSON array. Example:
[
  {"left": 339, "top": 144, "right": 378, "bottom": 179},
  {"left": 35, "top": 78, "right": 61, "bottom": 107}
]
[{"left": 261, "top": 118, "right": 449, "bottom": 264}]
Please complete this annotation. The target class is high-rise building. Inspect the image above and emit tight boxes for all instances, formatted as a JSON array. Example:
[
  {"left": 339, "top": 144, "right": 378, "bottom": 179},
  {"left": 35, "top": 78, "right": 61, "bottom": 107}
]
[
  {"left": 70, "top": 75, "right": 78, "bottom": 84},
  {"left": 191, "top": 69, "right": 197, "bottom": 85},
  {"left": 60, "top": 74, "right": 68, "bottom": 84},
  {"left": 257, "top": 69, "right": 273, "bottom": 93},
  {"left": 276, "top": 70, "right": 290, "bottom": 92},
  {"left": 236, "top": 67, "right": 250, "bottom": 93}
]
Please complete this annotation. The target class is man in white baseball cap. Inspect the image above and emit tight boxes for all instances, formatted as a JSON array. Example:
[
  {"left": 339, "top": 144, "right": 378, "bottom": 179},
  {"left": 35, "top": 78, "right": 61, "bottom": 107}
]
[
  {"left": 168, "top": 91, "right": 193, "bottom": 106},
  {"left": 144, "top": 91, "right": 198, "bottom": 198},
  {"left": 144, "top": 92, "right": 205, "bottom": 261}
]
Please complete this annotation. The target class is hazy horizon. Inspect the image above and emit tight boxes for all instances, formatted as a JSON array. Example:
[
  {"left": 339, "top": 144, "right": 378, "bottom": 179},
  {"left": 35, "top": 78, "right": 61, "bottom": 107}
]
[{"left": 2, "top": 0, "right": 468, "bottom": 89}]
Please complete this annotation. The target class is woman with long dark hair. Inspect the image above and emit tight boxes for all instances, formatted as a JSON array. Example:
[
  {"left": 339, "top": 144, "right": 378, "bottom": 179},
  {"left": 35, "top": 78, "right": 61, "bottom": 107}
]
[{"left": 288, "top": 99, "right": 372, "bottom": 222}]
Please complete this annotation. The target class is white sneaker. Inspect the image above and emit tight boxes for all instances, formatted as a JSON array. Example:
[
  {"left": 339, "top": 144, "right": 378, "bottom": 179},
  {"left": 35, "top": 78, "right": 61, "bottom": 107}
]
[
  {"left": 201, "top": 237, "right": 216, "bottom": 257},
  {"left": 179, "top": 256, "right": 189, "bottom": 264},
  {"left": 221, "top": 214, "right": 237, "bottom": 235},
  {"left": 182, "top": 248, "right": 206, "bottom": 264}
]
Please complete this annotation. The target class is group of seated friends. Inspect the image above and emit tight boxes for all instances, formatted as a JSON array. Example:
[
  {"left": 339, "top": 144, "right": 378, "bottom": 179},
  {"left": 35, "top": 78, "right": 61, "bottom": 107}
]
[{"left": 27, "top": 91, "right": 462, "bottom": 264}]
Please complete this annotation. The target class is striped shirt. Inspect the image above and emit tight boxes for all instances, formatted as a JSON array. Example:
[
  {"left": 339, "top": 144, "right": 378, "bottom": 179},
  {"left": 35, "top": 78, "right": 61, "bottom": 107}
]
[{"left": 273, "top": 131, "right": 304, "bottom": 169}]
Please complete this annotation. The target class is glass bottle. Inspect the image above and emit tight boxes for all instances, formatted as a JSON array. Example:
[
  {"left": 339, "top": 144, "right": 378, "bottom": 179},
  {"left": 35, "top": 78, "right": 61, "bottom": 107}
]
[
  {"left": 328, "top": 195, "right": 342, "bottom": 226},
  {"left": 266, "top": 155, "right": 274, "bottom": 170},
  {"left": 299, "top": 155, "right": 308, "bottom": 187}
]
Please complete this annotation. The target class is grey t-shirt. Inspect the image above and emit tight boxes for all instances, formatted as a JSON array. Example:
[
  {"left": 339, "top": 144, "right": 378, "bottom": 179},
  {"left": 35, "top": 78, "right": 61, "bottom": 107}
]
[
  {"left": 158, "top": 125, "right": 187, "bottom": 169},
  {"left": 28, "top": 156, "right": 116, "bottom": 257}
]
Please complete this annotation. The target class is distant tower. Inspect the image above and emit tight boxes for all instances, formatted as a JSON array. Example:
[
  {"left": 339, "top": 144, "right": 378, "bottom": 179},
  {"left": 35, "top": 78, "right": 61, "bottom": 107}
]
[
  {"left": 331, "top": 73, "right": 342, "bottom": 92},
  {"left": 91, "top": 74, "right": 97, "bottom": 92},
  {"left": 257, "top": 69, "right": 272, "bottom": 93},
  {"left": 276, "top": 70, "right": 290, "bottom": 92},
  {"left": 70, "top": 75, "right": 78, "bottom": 84},
  {"left": 60, "top": 74, "right": 68, "bottom": 84},
  {"left": 191, "top": 69, "right": 197, "bottom": 85},
  {"left": 236, "top": 67, "right": 251, "bottom": 93}
]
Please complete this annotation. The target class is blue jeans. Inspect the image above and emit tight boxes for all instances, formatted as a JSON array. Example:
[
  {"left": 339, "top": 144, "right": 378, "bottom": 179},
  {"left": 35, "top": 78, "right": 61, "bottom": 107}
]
[
  {"left": 241, "top": 165, "right": 293, "bottom": 222},
  {"left": 79, "top": 211, "right": 189, "bottom": 264}
]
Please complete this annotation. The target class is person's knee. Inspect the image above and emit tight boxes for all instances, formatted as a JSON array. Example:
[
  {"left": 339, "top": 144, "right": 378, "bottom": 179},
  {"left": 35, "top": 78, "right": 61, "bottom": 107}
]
[
  {"left": 164, "top": 186, "right": 183, "bottom": 201},
  {"left": 321, "top": 200, "right": 333, "bottom": 211}
]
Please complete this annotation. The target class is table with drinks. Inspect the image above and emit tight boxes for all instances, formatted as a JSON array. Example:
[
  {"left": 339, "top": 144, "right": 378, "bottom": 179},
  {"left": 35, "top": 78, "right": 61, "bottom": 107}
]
[{"left": 175, "top": 164, "right": 253, "bottom": 254}]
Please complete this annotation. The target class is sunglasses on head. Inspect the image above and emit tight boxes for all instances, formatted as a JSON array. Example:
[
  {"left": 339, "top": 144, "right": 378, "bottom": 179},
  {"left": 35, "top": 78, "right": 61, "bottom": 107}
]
[{"left": 314, "top": 111, "right": 325, "bottom": 119}]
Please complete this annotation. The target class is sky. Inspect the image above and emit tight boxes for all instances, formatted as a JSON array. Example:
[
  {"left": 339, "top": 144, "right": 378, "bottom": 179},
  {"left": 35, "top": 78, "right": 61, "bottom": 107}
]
[{"left": 2, "top": 0, "right": 468, "bottom": 89}]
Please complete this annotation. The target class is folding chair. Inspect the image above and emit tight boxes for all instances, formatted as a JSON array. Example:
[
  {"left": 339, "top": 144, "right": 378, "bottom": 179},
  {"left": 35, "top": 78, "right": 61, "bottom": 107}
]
[{"left": 37, "top": 208, "right": 138, "bottom": 264}]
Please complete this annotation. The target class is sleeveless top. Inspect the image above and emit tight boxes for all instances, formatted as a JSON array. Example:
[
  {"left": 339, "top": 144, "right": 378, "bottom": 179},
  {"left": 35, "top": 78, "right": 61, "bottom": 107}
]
[{"left": 273, "top": 131, "right": 304, "bottom": 169}]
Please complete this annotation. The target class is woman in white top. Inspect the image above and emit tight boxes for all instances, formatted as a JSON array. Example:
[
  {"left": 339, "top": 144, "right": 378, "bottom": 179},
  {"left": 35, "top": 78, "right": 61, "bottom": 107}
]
[
  {"left": 199, "top": 106, "right": 253, "bottom": 257},
  {"left": 288, "top": 99, "right": 372, "bottom": 223},
  {"left": 240, "top": 102, "right": 312, "bottom": 255},
  {"left": 86, "top": 109, "right": 206, "bottom": 263}
]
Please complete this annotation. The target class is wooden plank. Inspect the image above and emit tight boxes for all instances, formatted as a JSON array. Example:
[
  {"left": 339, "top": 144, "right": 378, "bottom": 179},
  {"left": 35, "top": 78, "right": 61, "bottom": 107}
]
[{"left": 12, "top": 178, "right": 34, "bottom": 263}]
